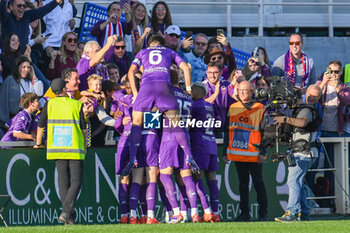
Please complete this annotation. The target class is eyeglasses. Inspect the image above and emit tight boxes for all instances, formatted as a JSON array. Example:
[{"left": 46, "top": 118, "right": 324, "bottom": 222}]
[
  {"left": 207, "top": 71, "right": 219, "bottom": 76},
  {"left": 195, "top": 42, "right": 207, "bottom": 47},
  {"left": 67, "top": 38, "right": 77, "bottom": 43},
  {"left": 168, "top": 34, "right": 180, "bottom": 38},
  {"left": 289, "top": 41, "right": 301, "bottom": 46},
  {"left": 17, "top": 4, "right": 25, "bottom": 8},
  {"left": 330, "top": 70, "right": 340, "bottom": 74},
  {"left": 249, "top": 60, "right": 259, "bottom": 66},
  {"left": 156, "top": 7, "right": 166, "bottom": 12},
  {"left": 210, "top": 55, "right": 223, "bottom": 62},
  {"left": 115, "top": 45, "right": 126, "bottom": 50}
]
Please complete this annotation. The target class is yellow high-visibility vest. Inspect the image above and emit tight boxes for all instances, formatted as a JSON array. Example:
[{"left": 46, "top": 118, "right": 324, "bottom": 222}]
[{"left": 46, "top": 97, "right": 85, "bottom": 160}]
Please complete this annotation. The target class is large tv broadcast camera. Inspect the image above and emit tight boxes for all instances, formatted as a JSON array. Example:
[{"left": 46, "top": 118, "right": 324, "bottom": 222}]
[{"left": 254, "top": 76, "right": 299, "bottom": 166}]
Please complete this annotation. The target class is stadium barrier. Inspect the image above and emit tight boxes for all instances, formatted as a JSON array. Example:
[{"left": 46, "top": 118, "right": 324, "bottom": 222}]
[{"left": 0, "top": 138, "right": 349, "bottom": 226}]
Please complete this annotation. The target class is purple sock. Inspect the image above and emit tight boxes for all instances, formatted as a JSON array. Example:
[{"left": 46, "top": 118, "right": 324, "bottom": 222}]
[
  {"left": 119, "top": 183, "right": 129, "bottom": 215},
  {"left": 173, "top": 126, "right": 193, "bottom": 157},
  {"left": 178, "top": 185, "right": 190, "bottom": 211},
  {"left": 208, "top": 180, "right": 219, "bottom": 212},
  {"left": 182, "top": 175, "right": 198, "bottom": 209},
  {"left": 146, "top": 182, "right": 157, "bottom": 211},
  {"left": 195, "top": 178, "right": 210, "bottom": 210},
  {"left": 139, "top": 184, "right": 148, "bottom": 215},
  {"left": 129, "top": 183, "right": 140, "bottom": 211},
  {"left": 130, "top": 125, "right": 142, "bottom": 159},
  {"left": 160, "top": 174, "right": 178, "bottom": 209},
  {"left": 159, "top": 184, "right": 172, "bottom": 212}
]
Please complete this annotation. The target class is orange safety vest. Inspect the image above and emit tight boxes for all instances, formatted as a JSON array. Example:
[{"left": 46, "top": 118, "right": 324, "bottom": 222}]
[{"left": 227, "top": 101, "right": 265, "bottom": 162}]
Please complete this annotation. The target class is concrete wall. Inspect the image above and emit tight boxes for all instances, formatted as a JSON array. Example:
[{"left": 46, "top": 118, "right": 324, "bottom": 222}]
[{"left": 227, "top": 37, "right": 350, "bottom": 77}]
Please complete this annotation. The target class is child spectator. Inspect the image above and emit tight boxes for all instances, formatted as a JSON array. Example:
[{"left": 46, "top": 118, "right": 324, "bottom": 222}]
[
  {"left": 1, "top": 92, "right": 39, "bottom": 143},
  {"left": 80, "top": 74, "right": 106, "bottom": 112}
]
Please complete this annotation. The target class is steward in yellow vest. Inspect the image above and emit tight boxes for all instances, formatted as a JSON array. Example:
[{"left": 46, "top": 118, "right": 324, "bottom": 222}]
[{"left": 34, "top": 78, "right": 86, "bottom": 225}]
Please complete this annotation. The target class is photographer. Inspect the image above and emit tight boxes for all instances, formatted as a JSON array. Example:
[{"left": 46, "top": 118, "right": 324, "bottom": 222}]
[{"left": 274, "top": 86, "right": 321, "bottom": 222}]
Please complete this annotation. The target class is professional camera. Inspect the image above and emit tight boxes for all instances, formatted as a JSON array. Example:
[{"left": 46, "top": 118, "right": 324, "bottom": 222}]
[
  {"left": 254, "top": 76, "right": 298, "bottom": 166},
  {"left": 254, "top": 76, "right": 298, "bottom": 110},
  {"left": 270, "top": 150, "right": 296, "bottom": 167}
]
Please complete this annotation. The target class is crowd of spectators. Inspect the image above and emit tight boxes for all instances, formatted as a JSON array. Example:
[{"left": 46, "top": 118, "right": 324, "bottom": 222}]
[{"left": 0, "top": 0, "right": 349, "bottom": 222}]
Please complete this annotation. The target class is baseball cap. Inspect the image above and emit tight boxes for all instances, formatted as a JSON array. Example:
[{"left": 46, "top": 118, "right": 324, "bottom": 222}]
[
  {"left": 192, "top": 82, "right": 208, "bottom": 95},
  {"left": 165, "top": 25, "right": 181, "bottom": 36},
  {"left": 51, "top": 78, "right": 67, "bottom": 93}
]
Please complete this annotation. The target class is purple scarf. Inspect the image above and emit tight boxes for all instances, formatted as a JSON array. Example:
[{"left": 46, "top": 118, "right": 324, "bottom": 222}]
[{"left": 284, "top": 49, "right": 311, "bottom": 87}]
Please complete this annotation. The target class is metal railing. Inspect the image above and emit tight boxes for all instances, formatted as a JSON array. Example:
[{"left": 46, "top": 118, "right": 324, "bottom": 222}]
[{"left": 75, "top": 0, "right": 350, "bottom": 37}]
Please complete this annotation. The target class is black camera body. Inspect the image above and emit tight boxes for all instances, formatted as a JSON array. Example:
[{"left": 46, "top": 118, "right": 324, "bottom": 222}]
[
  {"left": 255, "top": 76, "right": 297, "bottom": 110},
  {"left": 270, "top": 150, "right": 296, "bottom": 167},
  {"left": 254, "top": 76, "right": 298, "bottom": 166}
]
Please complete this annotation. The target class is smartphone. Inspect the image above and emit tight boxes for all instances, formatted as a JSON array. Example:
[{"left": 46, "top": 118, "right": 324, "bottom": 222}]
[
  {"left": 185, "top": 31, "right": 193, "bottom": 40},
  {"left": 217, "top": 29, "right": 224, "bottom": 36},
  {"left": 252, "top": 47, "right": 259, "bottom": 58},
  {"left": 44, "top": 33, "right": 52, "bottom": 37},
  {"left": 120, "top": 0, "right": 131, "bottom": 7},
  {"left": 326, "top": 67, "right": 331, "bottom": 75}
]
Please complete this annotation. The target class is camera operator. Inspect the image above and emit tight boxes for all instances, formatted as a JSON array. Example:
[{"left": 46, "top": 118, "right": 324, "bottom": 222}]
[
  {"left": 224, "top": 80, "right": 268, "bottom": 222},
  {"left": 274, "top": 85, "right": 321, "bottom": 222}
]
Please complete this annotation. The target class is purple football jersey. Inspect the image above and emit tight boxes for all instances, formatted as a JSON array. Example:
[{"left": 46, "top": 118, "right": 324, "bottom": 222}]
[
  {"left": 203, "top": 79, "right": 235, "bottom": 127},
  {"left": 132, "top": 46, "right": 184, "bottom": 84},
  {"left": 190, "top": 99, "right": 217, "bottom": 155},
  {"left": 161, "top": 86, "right": 193, "bottom": 142},
  {"left": 159, "top": 86, "right": 192, "bottom": 169},
  {"left": 1, "top": 110, "right": 32, "bottom": 142}
]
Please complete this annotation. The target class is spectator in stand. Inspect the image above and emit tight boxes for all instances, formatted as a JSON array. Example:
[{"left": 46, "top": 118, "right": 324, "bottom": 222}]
[
  {"left": 0, "top": 0, "right": 62, "bottom": 54},
  {"left": 0, "top": 56, "right": 43, "bottom": 137},
  {"left": 317, "top": 60, "right": 349, "bottom": 136},
  {"left": 44, "top": 67, "right": 81, "bottom": 99},
  {"left": 206, "top": 34, "right": 236, "bottom": 80},
  {"left": 251, "top": 47, "right": 271, "bottom": 69},
  {"left": 105, "top": 36, "right": 134, "bottom": 77},
  {"left": 131, "top": 2, "right": 151, "bottom": 54},
  {"left": 164, "top": 25, "right": 181, "bottom": 52},
  {"left": 2, "top": 31, "right": 50, "bottom": 91},
  {"left": 80, "top": 74, "right": 106, "bottom": 112},
  {"left": 76, "top": 35, "right": 117, "bottom": 91},
  {"left": 91, "top": 1, "right": 132, "bottom": 48},
  {"left": 106, "top": 63, "right": 120, "bottom": 84},
  {"left": 242, "top": 57, "right": 270, "bottom": 86},
  {"left": 316, "top": 60, "right": 350, "bottom": 197},
  {"left": 0, "top": 33, "right": 22, "bottom": 79},
  {"left": 180, "top": 33, "right": 208, "bottom": 83},
  {"left": 203, "top": 62, "right": 235, "bottom": 138},
  {"left": 42, "top": 0, "right": 76, "bottom": 53},
  {"left": 271, "top": 33, "right": 316, "bottom": 92},
  {"left": 204, "top": 47, "right": 227, "bottom": 79},
  {"left": 227, "top": 69, "right": 243, "bottom": 98},
  {"left": 47, "top": 32, "right": 80, "bottom": 81},
  {"left": 26, "top": 1, "right": 48, "bottom": 70},
  {"left": 0, "top": 92, "right": 39, "bottom": 143},
  {"left": 149, "top": 1, "right": 172, "bottom": 34}
]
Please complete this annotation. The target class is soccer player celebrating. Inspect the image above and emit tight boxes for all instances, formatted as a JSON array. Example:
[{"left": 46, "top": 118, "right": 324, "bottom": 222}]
[
  {"left": 124, "top": 34, "right": 199, "bottom": 174},
  {"left": 191, "top": 82, "right": 220, "bottom": 222},
  {"left": 158, "top": 69, "right": 199, "bottom": 223}
]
